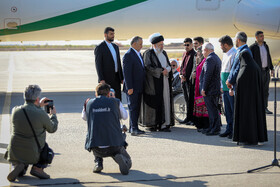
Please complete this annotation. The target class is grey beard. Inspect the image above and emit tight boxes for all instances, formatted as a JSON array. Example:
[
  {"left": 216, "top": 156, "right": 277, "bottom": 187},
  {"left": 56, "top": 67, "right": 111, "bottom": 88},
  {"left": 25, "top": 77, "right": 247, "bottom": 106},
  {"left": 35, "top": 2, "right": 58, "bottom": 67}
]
[{"left": 156, "top": 48, "right": 163, "bottom": 53}]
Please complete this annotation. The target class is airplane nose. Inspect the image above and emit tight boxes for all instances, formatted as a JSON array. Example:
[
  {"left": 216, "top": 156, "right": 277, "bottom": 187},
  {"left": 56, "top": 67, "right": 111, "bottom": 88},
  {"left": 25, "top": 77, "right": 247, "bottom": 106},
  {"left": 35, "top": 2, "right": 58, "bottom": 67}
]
[{"left": 234, "top": 0, "right": 280, "bottom": 38}]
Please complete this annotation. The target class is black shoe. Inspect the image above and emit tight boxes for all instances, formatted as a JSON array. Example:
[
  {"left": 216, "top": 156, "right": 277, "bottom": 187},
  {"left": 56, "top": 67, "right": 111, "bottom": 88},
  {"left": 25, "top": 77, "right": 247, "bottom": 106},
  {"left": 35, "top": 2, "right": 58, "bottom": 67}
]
[
  {"left": 228, "top": 133, "right": 233, "bottom": 139},
  {"left": 145, "top": 127, "right": 157, "bottom": 132},
  {"left": 93, "top": 161, "right": 103, "bottom": 173},
  {"left": 197, "top": 128, "right": 203, "bottom": 132},
  {"left": 186, "top": 121, "right": 194, "bottom": 125},
  {"left": 219, "top": 131, "right": 230, "bottom": 137},
  {"left": 265, "top": 108, "right": 273, "bottom": 114},
  {"left": 131, "top": 129, "right": 145, "bottom": 136},
  {"left": 206, "top": 131, "right": 220, "bottom": 136},
  {"left": 202, "top": 128, "right": 211, "bottom": 134},
  {"left": 159, "top": 127, "right": 171, "bottom": 132},
  {"left": 179, "top": 119, "right": 188, "bottom": 124}
]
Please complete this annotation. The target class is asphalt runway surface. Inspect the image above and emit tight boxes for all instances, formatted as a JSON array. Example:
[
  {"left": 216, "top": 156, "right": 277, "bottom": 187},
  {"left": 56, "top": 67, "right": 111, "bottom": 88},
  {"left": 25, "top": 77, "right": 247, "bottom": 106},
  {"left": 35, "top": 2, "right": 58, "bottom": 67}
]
[{"left": 0, "top": 51, "right": 280, "bottom": 186}]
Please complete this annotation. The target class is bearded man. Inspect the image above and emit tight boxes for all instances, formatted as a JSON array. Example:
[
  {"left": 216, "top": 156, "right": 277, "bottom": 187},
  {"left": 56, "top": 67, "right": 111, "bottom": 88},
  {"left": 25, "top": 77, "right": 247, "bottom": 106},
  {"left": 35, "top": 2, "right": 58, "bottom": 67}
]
[{"left": 140, "top": 33, "right": 174, "bottom": 132}]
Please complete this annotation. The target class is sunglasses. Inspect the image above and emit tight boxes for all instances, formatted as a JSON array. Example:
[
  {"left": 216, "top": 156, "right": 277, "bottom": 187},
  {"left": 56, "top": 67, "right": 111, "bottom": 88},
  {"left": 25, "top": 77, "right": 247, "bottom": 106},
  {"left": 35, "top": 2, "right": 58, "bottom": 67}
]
[
  {"left": 184, "top": 44, "right": 190, "bottom": 46},
  {"left": 172, "top": 65, "right": 176, "bottom": 67}
]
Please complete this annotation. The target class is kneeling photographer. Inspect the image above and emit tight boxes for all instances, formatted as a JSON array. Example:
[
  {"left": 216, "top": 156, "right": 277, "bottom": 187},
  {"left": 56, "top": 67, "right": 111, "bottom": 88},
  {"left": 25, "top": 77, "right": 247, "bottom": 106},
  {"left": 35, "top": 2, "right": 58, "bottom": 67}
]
[
  {"left": 5, "top": 85, "right": 58, "bottom": 181},
  {"left": 82, "top": 83, "right": 131, "bottom": 175}
]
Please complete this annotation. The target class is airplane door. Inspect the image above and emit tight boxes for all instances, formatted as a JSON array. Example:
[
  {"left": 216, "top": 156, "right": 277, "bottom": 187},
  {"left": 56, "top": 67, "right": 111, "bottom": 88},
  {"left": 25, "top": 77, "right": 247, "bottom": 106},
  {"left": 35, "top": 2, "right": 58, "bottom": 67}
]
[{"left": 1, "top": 0, "right": 21, "bottom": 30}]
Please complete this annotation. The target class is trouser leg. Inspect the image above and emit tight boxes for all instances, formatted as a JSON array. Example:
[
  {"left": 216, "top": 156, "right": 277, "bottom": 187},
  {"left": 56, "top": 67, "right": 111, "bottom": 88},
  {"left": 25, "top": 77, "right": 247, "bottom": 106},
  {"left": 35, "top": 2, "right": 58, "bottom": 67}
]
[
  {"left": 204, "top": 95, "right": 221, "bottom": 132},
  {"left": 223, "top": 91, "right": 234, "bottom": 134},
  {"left": 127, "top": 92, "right": 142, "bottom": 131},
  {"left": 262, "top": 70, "right": 270, "bottom": 108}
]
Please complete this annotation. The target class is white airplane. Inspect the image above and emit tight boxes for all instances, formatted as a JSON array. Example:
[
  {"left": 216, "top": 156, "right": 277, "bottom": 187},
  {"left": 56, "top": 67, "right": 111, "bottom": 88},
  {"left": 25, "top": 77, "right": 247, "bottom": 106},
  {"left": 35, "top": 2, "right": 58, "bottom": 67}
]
[{"left": 0, "top": 0, "right": 280, "bottom": 58}]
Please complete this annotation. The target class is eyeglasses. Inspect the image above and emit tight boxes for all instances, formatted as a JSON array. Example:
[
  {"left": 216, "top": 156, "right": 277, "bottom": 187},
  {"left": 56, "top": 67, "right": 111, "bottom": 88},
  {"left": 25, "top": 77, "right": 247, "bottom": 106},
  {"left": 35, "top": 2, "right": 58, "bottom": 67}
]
[{"left": 184, "top": 44, "right": 190, "bottom": 46}]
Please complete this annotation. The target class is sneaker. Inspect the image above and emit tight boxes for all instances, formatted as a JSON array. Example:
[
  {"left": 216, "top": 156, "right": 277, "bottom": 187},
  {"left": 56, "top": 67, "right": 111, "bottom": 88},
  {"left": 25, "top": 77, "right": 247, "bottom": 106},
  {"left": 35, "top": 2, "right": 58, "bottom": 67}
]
[
  {"left": 30, "top": 166, "right": 50, "bottom": 179},
  {"left": 7, "top": 163, "right": 25, "bottom": 182},
  {"left": 93, "top": 162, "right": 103, "bottom": 173},
  {"left": 113, "top": 154, "right": 129, "bottom": 175}
]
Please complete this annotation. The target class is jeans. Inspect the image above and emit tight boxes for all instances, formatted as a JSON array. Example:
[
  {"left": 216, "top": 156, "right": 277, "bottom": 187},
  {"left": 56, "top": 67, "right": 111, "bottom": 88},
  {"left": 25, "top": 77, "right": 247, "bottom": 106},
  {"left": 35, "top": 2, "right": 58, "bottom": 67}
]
[{"left": 223, "top": 91, "right": 234, "bottom": 134}]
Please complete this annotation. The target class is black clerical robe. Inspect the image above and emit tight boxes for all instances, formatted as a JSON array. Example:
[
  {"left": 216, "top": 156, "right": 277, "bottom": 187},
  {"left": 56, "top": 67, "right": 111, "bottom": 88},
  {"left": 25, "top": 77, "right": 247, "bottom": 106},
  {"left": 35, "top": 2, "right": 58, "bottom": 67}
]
[
  {"left": 233, "top": 49, "right": 268, "bottom": 144},
  {"left": 139, "top": 48, "right": 174, "bottom": 129}
]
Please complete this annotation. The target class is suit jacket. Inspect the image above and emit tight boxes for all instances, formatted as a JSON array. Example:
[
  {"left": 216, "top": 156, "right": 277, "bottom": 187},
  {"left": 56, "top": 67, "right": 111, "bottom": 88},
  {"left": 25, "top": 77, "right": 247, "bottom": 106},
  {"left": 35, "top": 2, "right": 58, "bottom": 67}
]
[
  {"left": 200, "top": 52, "right": 221, "bottom": 96},
  {"left": 249, "top": 41, "right": 273, "bottom": 70},
  {"left": 94, "top": 41, "right": 124, "bottom": 86},
  {"left": 228, "top": 44, "right": 251, "bottom": 87},
  {"left": 122, "top": 48, "right": 145, "bottom": 93},
  {"left": 180, "top": 49, "right": 196, "bottom": 81}
]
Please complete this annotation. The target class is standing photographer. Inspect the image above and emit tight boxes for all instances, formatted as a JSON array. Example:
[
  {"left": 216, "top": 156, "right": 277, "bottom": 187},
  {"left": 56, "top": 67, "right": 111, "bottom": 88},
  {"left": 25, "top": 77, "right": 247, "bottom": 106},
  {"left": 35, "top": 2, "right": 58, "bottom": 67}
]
[{"left": 5, "top": 85, "right": 58, "bottom": 181}]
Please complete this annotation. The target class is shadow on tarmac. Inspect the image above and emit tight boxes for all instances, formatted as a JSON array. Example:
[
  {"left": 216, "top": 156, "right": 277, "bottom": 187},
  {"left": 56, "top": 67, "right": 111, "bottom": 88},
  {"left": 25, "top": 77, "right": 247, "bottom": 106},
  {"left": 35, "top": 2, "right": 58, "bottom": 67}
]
[
  {"left": 11, "top": 176, "right": 85, "bottom": 187},
  {"left": 139, "top": 126, "right": 280, "bottom": 153},
  {"left": 99, "top": 170, "right": 208, "bottom": 186}
]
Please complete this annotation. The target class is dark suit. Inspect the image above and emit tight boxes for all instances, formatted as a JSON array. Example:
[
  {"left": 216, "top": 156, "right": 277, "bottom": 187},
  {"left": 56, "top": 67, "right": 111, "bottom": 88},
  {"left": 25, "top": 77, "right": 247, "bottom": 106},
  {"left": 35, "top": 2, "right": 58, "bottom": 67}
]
[
  {"left": 94, "top": 41, "right": 124, "bottom": 100},
  {"left": 249, "top": 41, "right": 273, "bottom": 108},
  {"left": 123, "top": 48, "right": 145, "bottom": 131},
  {"left": 200, "top": 52, "right": 222, "bottom": 133}
]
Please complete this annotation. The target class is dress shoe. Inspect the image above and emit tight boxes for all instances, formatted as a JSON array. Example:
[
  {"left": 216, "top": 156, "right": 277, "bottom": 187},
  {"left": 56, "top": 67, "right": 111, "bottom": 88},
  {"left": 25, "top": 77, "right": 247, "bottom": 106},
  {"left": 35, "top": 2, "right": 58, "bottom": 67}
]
[
  {"left": 30, "top": 166, "right": 50, "bottom": 179},
  {"left": 131, "top": 129, "right": 145, "bottom": 136},
  {"left": 186, "top": 121, "right": 194, "bottom": 125},
  {"left": 146, "top": 127, "right": 157, "bottom": 132},
  {"left": 202, "top": 128, "right": 211, "bottom": 134},
  {"left": 206, "top": 131, "right": 220, "bottom": 136},
  {"left": 7, "top": 163, "right": 25, "bottom": 182},
  {"left": 228, "top": 133, "right": 233, "bottom": 139},
  {"left": 159, "top": 127, "right": 171, "bottom": 132},
  {"left": 219, "top": 131, "right": 230, "bottom": 137},
  {"left": 179, "top": 119, "right": 188, "bottom": 124},
  {"left": 265, "top": 108, "right": 273, "bottom": 114}
]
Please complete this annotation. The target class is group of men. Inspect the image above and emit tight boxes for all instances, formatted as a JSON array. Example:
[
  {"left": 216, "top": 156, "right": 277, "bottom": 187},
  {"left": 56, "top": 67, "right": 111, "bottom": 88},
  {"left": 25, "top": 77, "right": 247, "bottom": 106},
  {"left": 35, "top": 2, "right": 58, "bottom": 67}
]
[
  {"left": 178, "top": 31, "right": 271, "bottom": 145},
  {"left": 95, "top": 28, "right": 175, "bottom": 135},
  {"left": 94, "top": 27, "right": 271, "bottom": 146}
]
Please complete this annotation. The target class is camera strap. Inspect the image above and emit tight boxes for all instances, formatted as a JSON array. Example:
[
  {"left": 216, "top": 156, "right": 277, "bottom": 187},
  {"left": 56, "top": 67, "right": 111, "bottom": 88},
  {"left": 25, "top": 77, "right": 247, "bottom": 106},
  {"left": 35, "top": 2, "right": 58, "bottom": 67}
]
[{"left": 22, "top": 108, "right": 42, "bottom": 151}]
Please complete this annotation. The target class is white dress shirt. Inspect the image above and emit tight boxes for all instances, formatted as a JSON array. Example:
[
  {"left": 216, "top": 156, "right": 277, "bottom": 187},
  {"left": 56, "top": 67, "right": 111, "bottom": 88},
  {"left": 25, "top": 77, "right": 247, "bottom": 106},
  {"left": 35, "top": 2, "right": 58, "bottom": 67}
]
[
  {"left": 131, "top": 47, "right": 144, "bottom": 67},
  {"left": 105, "top": 40, "right": 118, "bottom": 72},
  {"left": 259, "top": 44, "right": 268, "bottom": 68}
]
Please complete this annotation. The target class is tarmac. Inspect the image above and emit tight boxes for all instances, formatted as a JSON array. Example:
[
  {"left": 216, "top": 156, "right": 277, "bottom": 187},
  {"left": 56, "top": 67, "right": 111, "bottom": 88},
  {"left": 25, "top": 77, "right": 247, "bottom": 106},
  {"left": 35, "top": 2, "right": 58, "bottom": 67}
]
[{"left": 0, "top": 51, "right": 280, "bottom": 187}]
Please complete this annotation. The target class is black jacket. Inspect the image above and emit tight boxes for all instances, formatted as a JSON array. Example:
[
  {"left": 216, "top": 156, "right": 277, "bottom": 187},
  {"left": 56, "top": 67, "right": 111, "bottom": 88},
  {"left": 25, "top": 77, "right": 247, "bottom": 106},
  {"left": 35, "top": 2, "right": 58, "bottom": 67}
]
[
  {"left": 249, "top": 41, "right": 273, "bottom": 70},
  {"left": 94, "top": 41, "right": 124, "bottom": 85}
]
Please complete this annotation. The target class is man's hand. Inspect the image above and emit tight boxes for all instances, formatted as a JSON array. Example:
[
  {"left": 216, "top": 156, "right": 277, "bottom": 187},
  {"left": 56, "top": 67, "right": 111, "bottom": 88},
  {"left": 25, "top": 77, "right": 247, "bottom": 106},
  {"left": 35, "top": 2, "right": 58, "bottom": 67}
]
[
  {"left": 271, "top": 70, "right": 275, "bottom": 77},
  {"left": 50, "top": 106, "right": 57, "bottom": 115},
  {"left": 100, "top": 80, "right": 105, "bottom": 84},
  {"left": 201, "top": 90, "right": 206, "bottom": 97},
  {"left": 181, "top": 75, "right": 186, "bottom": 82},
  {"left": 192, "top": 72, "right": 196, "bottom": 79},
  {"left": 39, "top": 97, "right": 49, "bottom": 108},
  {"left": 229, "top": 89, "right": 234, "bottom": 96},
  {"left": 226, "top": 80, "right": 232, "bottom": 89},
  {"left": 162, "top": 68, "right": 168, "bottom": 76},
  {"left": 220, "top": 88, "right": 223, "bottom": 94},
  {"left": 128, "top": 89, "right": 133, "bottom": 95}
]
